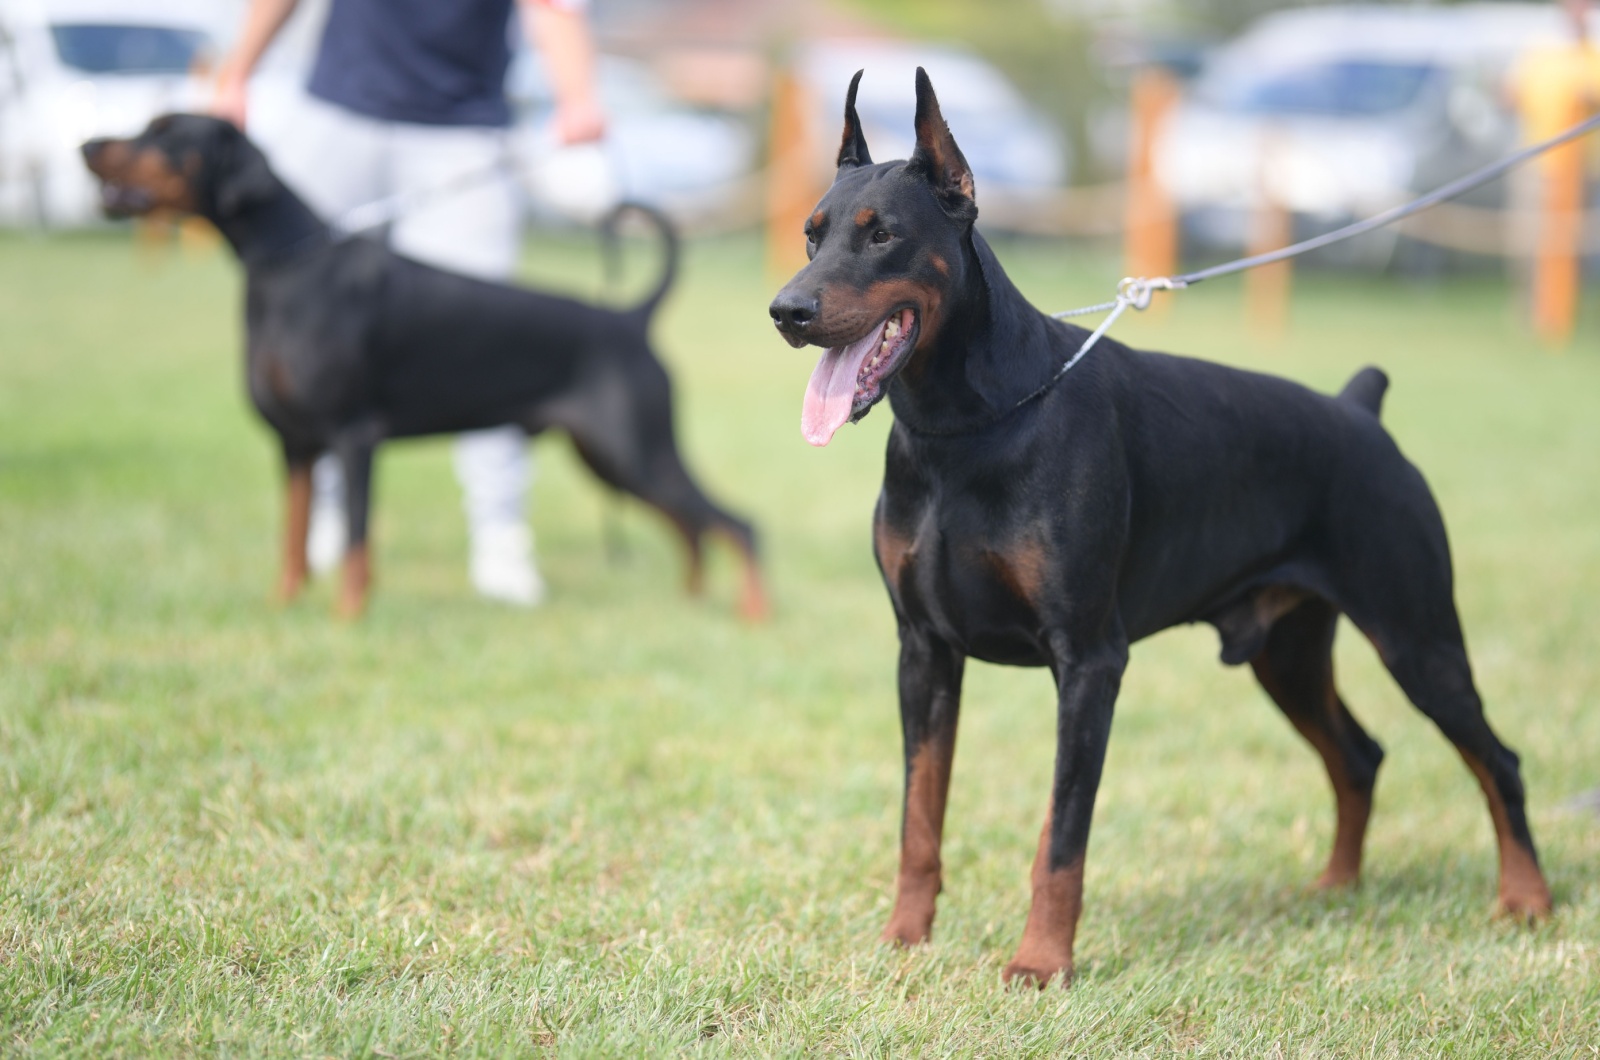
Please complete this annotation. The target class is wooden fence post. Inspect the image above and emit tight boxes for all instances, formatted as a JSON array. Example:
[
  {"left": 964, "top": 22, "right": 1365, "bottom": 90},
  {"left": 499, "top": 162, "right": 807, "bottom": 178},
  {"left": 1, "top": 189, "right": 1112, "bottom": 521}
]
[
  {"left": 766, "top": 66, "right": 821, "bottom": 283},
  {"left": 1122, "top": 68, "right": 1180, "bottom": 311},
  {"left": 1246, "top": 131, "right": 1293, "bottom": 340},
  {"left": 1532, "top": 126, "right": 1586, "bottom": 346}
]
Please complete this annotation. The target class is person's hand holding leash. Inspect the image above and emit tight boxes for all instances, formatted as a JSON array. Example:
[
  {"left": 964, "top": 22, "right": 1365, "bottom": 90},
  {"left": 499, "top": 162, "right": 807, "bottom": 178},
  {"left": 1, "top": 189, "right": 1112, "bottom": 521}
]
[
  {"left": 209, "top": 0, "right": 300, "bottom": 128},
  {"left": 525, "top": 0, "right": 606, "bottom": 144}
]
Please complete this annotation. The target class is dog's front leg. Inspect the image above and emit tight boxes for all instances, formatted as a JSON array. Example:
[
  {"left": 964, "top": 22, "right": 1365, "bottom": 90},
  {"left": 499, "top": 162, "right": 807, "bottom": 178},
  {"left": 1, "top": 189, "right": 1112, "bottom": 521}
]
[
  {"left": 1003, "top": 633, "right": 1127, "bottom": 989},
  {"left": 277, "top": 455, "right": 313, "bottom": 603},
  {"left": 881, "top": 628, "right": 964, "bottom": 947}
]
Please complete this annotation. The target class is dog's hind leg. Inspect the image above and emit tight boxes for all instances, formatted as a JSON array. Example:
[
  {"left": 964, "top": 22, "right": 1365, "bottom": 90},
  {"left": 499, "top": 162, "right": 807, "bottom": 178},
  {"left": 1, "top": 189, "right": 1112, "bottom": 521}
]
[
  {"left": 1337, "top": 492, "right": 1551, "bottom": 917},
  {"left": 333, "top": 424, "right": 381, "bottom": 620},
  {"left": 1362, "top": 620, "right": 1551, "bottom": 918},
  {"left": 882, "top": 630, "right": 964, "bottom": 947},
  {"left": 1250, "top": 597, "right": 1384, "bottom": 889},
  {"left": 566, "top": 399, "right": 767, "bottom": 619}
]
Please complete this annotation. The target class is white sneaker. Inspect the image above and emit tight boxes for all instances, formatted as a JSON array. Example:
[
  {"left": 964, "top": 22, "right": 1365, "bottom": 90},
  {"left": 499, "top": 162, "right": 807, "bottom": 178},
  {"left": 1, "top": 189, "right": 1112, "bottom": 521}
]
[
  {"left": 306, "top": 502, "right": 346, "bottom": 575},
  {"left": 470, "top": 522, "right": 545, "bottom": 607}
]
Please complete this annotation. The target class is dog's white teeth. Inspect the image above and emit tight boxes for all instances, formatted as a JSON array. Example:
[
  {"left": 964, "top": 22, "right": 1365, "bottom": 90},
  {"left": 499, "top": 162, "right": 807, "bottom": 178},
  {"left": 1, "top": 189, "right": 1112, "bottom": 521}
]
[
  {"left": 880, "top": 341, "right": 889, "bottom": 353},
  {"left": 886, "top": 320, "right": 900, "bottom": 337}
]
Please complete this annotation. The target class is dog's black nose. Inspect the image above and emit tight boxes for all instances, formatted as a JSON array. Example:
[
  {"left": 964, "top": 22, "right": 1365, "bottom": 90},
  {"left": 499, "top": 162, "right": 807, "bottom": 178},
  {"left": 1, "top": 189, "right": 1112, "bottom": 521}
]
[
  {"left": 769, "top": 290, "right": 820, "bottom": 334},
  {"left": 81, "top": 139, "right": 108, "bottom": 163}
]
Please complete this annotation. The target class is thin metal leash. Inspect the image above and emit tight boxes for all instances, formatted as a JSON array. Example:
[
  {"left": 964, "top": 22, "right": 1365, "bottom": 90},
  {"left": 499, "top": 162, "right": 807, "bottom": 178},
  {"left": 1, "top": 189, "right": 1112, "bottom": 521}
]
[
  {"left": 328, "top": 155, "right": 517, "bottom": 239},
  {"left": 1043, "top": 110, "right": 1600, "bottom": 388}
]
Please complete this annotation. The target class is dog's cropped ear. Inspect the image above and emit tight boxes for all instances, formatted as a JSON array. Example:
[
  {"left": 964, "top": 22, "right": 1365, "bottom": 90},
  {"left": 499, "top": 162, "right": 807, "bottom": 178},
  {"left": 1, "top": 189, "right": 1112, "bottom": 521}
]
[
  {"left": 835, "top": 69, "right": 872, "bottom": 173},
  {"left": 907, "top": 67, "right": 976, "bottom": 223},
  {"left": 214, "top": 124, "right": 278, "bottom": 217}
]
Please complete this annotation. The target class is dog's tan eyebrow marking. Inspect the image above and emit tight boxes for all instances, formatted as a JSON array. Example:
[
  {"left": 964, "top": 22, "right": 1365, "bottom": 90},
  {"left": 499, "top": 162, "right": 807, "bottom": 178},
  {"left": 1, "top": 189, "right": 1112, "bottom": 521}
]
[
  {"left": 855, "top": 208, "right": 877, "bottom": 227},
  {"left": 808, "top": 210, "right": 826, "bottom": 230}
]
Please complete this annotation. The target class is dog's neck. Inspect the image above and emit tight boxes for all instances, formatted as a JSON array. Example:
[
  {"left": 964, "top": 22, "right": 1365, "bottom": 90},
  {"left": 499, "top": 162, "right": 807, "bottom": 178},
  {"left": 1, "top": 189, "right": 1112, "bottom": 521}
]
[
  {"left": 211, "top": 187, "right": 331, "bottom": 270},
  {"left": 887, "top": 229, "right": 1070, "bottom": 435}
]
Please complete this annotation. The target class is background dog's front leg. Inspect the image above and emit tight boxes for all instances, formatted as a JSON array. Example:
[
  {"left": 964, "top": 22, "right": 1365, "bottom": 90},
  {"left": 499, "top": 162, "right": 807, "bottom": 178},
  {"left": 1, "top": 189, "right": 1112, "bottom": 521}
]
[
  {"left": 333, "top": 428, "right": 380, "bottom": 620},
  {"left": 881, "top": 629, "right": 964, "bottom": 947},
  {"left": 277, "top": 454, "right": 314, "bottom": 604},
  {"left": 1004, "top": 633, "right": 1126, "bottom": 989}
]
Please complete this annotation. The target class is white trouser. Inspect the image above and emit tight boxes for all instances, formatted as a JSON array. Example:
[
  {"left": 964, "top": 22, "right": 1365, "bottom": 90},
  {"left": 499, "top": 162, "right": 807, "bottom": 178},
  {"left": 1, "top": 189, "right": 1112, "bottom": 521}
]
[{"left": 251, "top": 90, "right": 531, "bottom": 537}]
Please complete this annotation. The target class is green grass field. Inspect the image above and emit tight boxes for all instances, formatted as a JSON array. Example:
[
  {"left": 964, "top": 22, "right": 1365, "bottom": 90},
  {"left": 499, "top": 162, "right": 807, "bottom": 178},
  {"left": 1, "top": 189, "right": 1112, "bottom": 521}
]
[{"left": 2, "top": 228, "right": 1598, "bottom": 1056}]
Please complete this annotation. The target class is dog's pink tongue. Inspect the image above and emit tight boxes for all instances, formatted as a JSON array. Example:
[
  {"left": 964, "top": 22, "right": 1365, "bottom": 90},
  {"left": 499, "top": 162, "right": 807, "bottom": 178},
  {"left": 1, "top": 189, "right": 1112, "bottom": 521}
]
[{"left": 802, "top": 329, "right": 878, "bottom": 447}]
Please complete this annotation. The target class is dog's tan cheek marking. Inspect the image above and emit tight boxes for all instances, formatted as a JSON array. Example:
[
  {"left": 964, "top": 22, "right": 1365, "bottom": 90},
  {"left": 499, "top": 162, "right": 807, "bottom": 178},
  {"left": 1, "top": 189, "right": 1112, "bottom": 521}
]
[
  {"left": 859, "top": 279, "right": 944, "bottom": 380},
  {"left": 928, "top": 253, "right": 950, "bottom": 276},
  {"left": 129, "top": 148, "right": 197, "bottom": 211}
]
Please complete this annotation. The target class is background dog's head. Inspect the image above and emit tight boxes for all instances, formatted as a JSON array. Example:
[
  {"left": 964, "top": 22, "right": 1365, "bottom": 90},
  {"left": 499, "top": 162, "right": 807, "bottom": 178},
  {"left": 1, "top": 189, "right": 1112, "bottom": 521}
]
[{"left": 82, "top": 115, "right": 279, "bottom": 223}]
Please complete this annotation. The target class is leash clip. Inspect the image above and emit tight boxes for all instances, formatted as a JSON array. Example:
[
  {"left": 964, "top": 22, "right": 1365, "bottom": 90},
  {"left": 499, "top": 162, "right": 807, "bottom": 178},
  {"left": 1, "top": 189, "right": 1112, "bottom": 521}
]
[{"left": 1115, "top": 275, "right": 1183, "bottom": 311}]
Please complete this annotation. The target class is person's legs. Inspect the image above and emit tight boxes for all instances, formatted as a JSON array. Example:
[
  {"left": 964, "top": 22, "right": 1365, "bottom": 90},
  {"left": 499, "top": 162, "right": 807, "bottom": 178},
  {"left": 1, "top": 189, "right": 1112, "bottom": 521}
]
[
  {"left": 390, "top": 123, "right": 542, "bottom": 606},
  {"left": 251, "top": 93, "right": 391, "bottom": 574}
]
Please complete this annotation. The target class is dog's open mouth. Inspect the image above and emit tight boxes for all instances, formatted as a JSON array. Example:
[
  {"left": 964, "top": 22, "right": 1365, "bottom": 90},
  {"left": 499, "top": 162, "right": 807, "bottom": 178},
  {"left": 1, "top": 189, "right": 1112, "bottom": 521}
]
[
  {"left": 801, "top": 308, "right": 918, "bottom": 446},
  {"left": 96, "top": 182, "right": 153, "bottom": 217}
]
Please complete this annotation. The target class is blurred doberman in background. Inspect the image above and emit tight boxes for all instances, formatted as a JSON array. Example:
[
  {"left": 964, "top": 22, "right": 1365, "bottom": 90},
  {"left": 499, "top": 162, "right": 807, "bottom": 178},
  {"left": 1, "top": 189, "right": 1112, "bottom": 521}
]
[
  {"left": 769, "top": 69, "right": 1549, "bottom": 989},
  {"left": 83, "top": 114, "right": 765, "bottom": 620}
]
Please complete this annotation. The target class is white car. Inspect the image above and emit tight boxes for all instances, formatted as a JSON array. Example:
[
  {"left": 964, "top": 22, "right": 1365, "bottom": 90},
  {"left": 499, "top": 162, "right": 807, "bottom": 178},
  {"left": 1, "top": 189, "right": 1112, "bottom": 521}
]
[
  {"left": 0, "top": 0, "right": 229, "bottom": 226},
  {"left": 1154, "top": 3, "right": 1594, "bottom": 262}
]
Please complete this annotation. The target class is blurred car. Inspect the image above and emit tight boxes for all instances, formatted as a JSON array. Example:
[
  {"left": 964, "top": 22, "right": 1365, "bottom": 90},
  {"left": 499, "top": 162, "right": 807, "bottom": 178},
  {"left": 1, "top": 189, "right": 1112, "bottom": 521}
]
[
  {"left": 798, "top": 40, "right": 1069, "bottom": 223},
  {"left": 1154, "top": 3, "right": 1593, "bottom": 264},
  {"left": 506, "top": 49, "right": 755, "bottom": 222},
  {"left": 0, "top": 0, "right": 228, "bottom": 226}
]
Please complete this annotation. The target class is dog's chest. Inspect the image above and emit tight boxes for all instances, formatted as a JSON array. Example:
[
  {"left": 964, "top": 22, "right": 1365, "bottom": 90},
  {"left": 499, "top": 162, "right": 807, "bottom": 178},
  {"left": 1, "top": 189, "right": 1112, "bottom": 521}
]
[{"left": 873, "top": 487, "right": 1055, "bottom": 665}]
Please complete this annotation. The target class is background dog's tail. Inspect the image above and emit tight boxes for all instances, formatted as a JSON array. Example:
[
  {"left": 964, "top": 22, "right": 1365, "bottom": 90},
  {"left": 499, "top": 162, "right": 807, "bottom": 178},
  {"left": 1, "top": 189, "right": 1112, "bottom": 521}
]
[
  {"left": 600, "top": 202, "right": 680, "bottom": 321},
  {"left": 1338, "top": 366, "right": 1389, "bottom": 417}
]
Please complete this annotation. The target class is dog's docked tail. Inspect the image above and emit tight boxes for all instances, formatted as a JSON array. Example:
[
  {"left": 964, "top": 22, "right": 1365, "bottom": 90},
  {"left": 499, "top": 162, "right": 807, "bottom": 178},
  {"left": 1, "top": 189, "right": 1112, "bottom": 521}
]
[
  {"left": 600, "top": 201, "right": 680, "bottom": 321},
  {"left": 1338, "top": 366, "right": 1389, "bottom": 417}
]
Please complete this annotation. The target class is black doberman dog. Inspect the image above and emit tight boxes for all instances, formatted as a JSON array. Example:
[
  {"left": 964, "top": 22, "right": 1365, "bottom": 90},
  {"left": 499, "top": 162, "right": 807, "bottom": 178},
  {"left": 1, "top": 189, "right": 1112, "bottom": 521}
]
[
  {"left": 769, "top": 70, "right": 1550, "bottom": 987},
  {"left": 82, "top": 115, "right": 765, "bottom": 619}
]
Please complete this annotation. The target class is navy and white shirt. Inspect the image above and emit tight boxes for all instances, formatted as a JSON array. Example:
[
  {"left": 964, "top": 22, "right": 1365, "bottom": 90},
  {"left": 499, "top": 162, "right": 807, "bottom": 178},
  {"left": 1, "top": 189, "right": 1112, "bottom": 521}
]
[{"left": 307, "top": 0, "right": 586, "bottom": 128}]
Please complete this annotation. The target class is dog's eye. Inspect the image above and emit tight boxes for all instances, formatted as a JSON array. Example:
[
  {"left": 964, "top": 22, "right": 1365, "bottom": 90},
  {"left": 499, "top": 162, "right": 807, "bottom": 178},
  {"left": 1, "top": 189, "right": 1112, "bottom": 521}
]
[{"left": 872, "top": 229, "right": 892, "bottom": 244}]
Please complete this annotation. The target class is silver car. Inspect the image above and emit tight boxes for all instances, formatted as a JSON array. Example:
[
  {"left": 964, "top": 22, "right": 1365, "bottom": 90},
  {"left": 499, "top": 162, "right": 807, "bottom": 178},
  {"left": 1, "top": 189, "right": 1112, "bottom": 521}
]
[{"left": 1154, "top": 3, "right": 1589, "bottom": 265}]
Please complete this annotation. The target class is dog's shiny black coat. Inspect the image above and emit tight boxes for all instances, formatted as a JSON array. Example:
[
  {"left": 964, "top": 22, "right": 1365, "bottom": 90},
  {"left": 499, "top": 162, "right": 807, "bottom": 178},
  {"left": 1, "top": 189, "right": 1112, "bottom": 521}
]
[
  {"left": 771, "top": 71, "right": 1548, "bottom": 986},
  {"left": 82, "top": 115, "right": 762, "bottom": 615}
]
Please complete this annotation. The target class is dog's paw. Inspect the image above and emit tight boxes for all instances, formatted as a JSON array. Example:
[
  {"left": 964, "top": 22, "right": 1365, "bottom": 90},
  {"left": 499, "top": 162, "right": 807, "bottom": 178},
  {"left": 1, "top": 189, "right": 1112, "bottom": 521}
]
[
  {"left": 739, "top": 587, "right": 771, "bottom": 623},
  {"left": 879, "top": 916, "right": 932, "bottom": 949},
  {"left": 274, "top": 572, "right": 307, "bottom": 606},
  {"left": 1496, "top": 889, "right": 1553, "bottom": 923},
  {"left": 1311, "top": 867, "right": 1361, "bottom": 891},
  {"left": 1001, "top": 955, "right": 1074, "bottom": 990}
]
